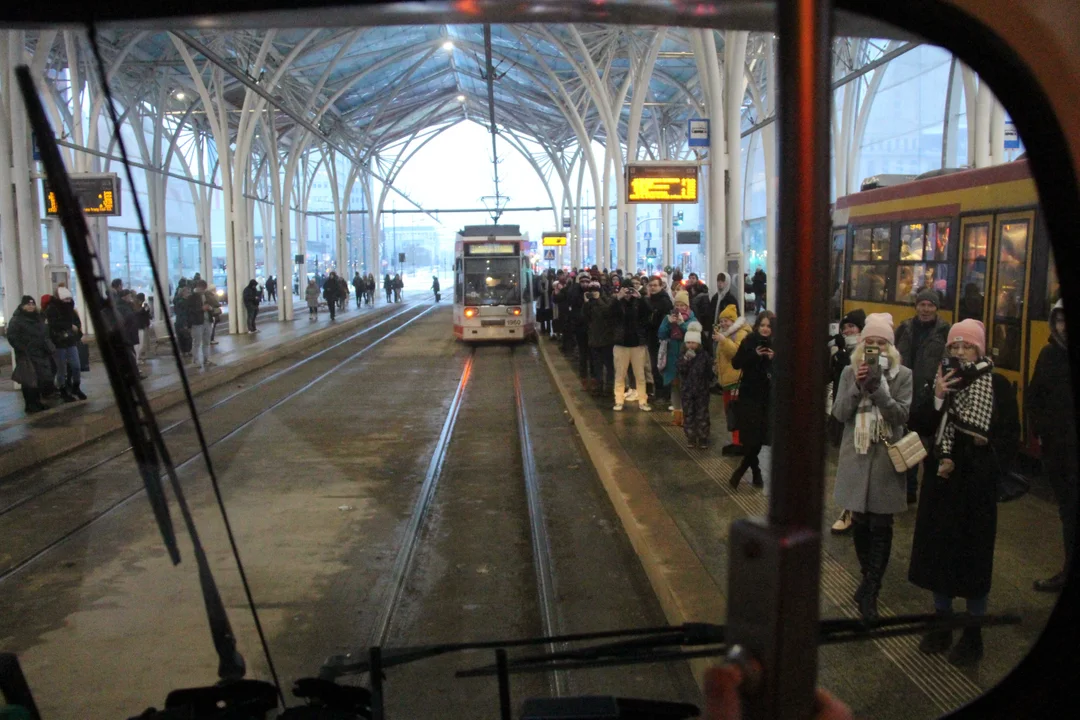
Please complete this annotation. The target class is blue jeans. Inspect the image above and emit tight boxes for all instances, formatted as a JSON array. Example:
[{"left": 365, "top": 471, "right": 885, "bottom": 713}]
[{"left": 54, "top": 345, "right": 81, "bottom": 388}]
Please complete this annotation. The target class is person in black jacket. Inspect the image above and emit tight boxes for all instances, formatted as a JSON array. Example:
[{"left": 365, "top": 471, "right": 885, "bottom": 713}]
[
  {"left": 8, "top": 296, "right": 52, "bottom": 413},
  {"left": 353, "top": 272, "right": 365, "bottom": 307},
  {"left": 569, "top": 273, "right": 591, "bottom": 386},
  {"left": 393, "top": 274, "right": 404, "bottom": 302},
  {"left": 116, "top": 290, "right": 145, "bottom": 379},
  {"left": 708, "top": 272, "right": 738, "bottom": 328},
  {"left": 243, "top": 279, "right": 261, "bottom": 331},
  {"left": 266, "top": 275, "right": 277, "bottom": 303},
  {"left": 909, "top": 319, "right": 1019, "bottom": 666},
  {"left": 645, "top": 276, "right": 675, "bottom": 406},
  {"left": 1027, "top": 300, "right": 1076, "bottom": 593},
  {"left": 689, "top": 282, "right": 714, "bottom": 354},
  {"left": 730, "top": 311, "right": 776, "bottom": 489},
  {"left": 611, "top": 285, "right": 653, "bottom": 412},
  {"left": 384, "top": 273, "right": 393, "bottom": 302},
  {"left": 678, "top": 321, "right": 713, "bottom": 447},
  {"left": 322, "top": 272, "right": 340, "bottom": 320},
  {"left": 45, "top": 285, "right": 85, "bottom": 401}
]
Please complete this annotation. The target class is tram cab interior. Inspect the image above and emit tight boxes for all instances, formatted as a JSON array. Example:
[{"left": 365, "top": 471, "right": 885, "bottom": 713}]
[{"left": 453, "top": 225, "right": 536, "bottom": 342}]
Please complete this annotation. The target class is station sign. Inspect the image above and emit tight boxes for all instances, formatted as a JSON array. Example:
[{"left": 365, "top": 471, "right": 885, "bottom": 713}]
[
  {"left": 1004, "top": 120, "right": 1020, "bottom": 149},
  {"left": 626, "top": 163, "right": 698, "bottom": 204},
  {"left": 676, "top": 231, "right": 702, "bottom": 245},
  {"left": 687, "top": 118, "right": 709, "bottom": 147},
  {"left": 542, "top": 233, "right": 567, "bottom": 246},
  {"left": 562, "top": 215, "right": 571, "bottom": 229},
  {"left": 43, "top": 173, "right": 122, "bottom": 217}
]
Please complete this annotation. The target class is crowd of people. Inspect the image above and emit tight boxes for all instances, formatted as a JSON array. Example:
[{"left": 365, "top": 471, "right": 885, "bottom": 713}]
[{"left": 532, "top": 264, "right": 1075, "bottom": 670}]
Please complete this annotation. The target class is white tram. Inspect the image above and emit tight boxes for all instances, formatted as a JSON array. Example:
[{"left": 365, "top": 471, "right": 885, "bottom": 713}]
[{"left": 453, "top": 225, "right": 536, "bottom": 342}]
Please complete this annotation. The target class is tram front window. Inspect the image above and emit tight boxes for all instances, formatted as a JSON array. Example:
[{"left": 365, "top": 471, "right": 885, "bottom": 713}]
[{"left": 464, "top": 257, "right": 520, "bottom": 306}]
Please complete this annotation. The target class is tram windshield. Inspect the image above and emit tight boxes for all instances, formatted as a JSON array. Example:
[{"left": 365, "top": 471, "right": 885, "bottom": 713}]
[{"left": 463, "top": 257, "right": 521, "bottom": 306}]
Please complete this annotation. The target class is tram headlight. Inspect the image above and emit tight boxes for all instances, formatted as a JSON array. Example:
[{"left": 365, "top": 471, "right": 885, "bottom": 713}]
[
  {"left": 464, "top": 307, "right": 478, "bottom": 318},
  {"left": 507, "top": 307, "right": 521, "bottom": 316}
]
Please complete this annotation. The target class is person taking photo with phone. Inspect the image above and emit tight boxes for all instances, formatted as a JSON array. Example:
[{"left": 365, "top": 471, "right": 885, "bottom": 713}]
[
  {"left": 729, "top": 311, "right": 778, "bottom": 490},
  {"left": 831, "top": 312, "right": 912, "bottom": 624}
]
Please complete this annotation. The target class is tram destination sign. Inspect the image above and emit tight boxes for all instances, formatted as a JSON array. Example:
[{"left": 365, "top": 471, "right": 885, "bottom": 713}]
[
  {"left": 542, "top": 233, "right": 567, "bottom": 246},
  {"left": 626, "top": 163, "right": 698, "bottom": 204},
  {"left": 43, "top": 173, "right": 122, "bottom": 217}
]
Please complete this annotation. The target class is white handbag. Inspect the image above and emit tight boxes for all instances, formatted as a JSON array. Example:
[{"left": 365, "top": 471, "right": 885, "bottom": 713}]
[{"left": 884, "top": 430, "right": 928, "bottom": 473}]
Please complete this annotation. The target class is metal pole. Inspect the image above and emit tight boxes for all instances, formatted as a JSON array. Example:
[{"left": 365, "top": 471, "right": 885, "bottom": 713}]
[{"left": 725, "top": 0, "right": 832, "bottom": 718}]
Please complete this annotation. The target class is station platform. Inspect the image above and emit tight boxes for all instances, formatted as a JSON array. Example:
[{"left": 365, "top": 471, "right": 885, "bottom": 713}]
[
  {"left": 536, "top": 335, "right": 1068, "bottom": 720},
  {"left": 0, "top": 293, "right": 428, "bottom": 479}
]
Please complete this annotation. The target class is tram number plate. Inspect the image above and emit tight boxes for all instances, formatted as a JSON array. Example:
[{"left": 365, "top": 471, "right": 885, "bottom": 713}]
[
  {"left": 481, "top": 319, "right": 506, "bottom": 327},
  {"left": 506, "top": 318, "right": 522, "bottom": 326}
]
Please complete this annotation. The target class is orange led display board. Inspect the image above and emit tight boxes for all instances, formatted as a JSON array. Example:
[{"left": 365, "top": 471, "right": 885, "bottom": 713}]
[
  {"left": 626, "top": 164, "right": 698, "bottom": 203},
  {"left": 43, "top": 173, "right": 122, "bottom": 217}
]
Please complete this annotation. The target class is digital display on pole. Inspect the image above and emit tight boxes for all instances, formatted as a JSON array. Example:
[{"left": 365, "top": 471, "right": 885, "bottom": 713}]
[
  {"left": 43, "top": 173, "right": 122, "bottom": 216},
  {"left": 626, "top": 164, "right": 698, "bottom": 203}
]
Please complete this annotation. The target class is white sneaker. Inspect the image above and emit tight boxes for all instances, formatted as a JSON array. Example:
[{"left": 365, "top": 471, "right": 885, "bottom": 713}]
[
  {"left": 640, "top": 404, "right": 652, "bottom": 412},
  {"left": 668, "top": 405, "right": 675, "bottom": 412},
  {"left": 613, "top": 404, "right": 624, "bottom": 411},
  {"left": 626, "top": 389, "right": 639, "bottom": 402}
]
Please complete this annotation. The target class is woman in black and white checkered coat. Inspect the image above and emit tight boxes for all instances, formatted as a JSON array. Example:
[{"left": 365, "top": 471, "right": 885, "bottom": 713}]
[{"left": 908, "top": 318, "right": 1019, "bottom": 667}]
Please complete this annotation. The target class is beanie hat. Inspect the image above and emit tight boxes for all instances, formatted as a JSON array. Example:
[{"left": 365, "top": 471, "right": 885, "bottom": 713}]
[
  {"left": 719, "top": 303, "right": 739, "bottom": 322},
  {"left": 915, "top": 288, "right": 940, "bottom": 307},
  {"left": 948, "top": 318, "right": 986, "bottom": 357},
  {"left": 56, "top": 286, "right": 72, "bottom": 301},
  {"left": 860, "top": 312, "right": 895, "bottom": 344},
  {"left": 20, "top": 295, "right": 36, "bottom": 306},
  {"left": 685, "top": 321, "right": 703, "bottom": 345},
  {"left": 674, "top": 290, "right": 690, "bottom": 307},
  {"left": 840, "top": 308, "right": 866, "bottom": 331}
]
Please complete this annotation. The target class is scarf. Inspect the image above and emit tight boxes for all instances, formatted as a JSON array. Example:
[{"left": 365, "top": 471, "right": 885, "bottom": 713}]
[
  {"left": 935, "top": 359, "right": 994, "bottom": 459},
  {"left": 852, "top": 358, "right": 900, "bottom": 454}
]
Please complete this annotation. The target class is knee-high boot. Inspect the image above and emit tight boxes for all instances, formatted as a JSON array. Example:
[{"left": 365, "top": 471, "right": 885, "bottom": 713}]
[
  {"left": 859, "top": 523, "right": 893, "bottom": 624},
  {"left": 852, "top": 520, "right": 872, "bottom": 605},
  {"left": 22, "top": 386, "right": 46, "bottom": 413}
]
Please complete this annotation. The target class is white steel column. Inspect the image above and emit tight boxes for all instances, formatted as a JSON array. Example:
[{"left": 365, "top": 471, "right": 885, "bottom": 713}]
[
  {"left": 989, "top": 98, "right": 1006, "bottom": 166},
  {"left": 725, "top": 31, "right": 749, "bottom": 298},
  {"left": 1, "top": 32, "right": 23, "bottom": 329},
  {"left": 763, "top": 36, "right": 778, "bottom": 304},
  {"left": 974, "top": 76, "right": 993, "bottom": 168},
  {"left": 702, "top": 29, "right": 727, "bottom": 286},
  {"left": 10, "top": 32, "right": 42, "bottom": 303}
]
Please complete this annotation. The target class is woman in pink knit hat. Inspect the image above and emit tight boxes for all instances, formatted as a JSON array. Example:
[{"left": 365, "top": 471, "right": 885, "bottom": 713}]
[
  {"left": 831, "top": 312, "right": 912, "bottom": 624},
  {"left": 908, "top": 318, "right": 1019, "bottom": 666}
]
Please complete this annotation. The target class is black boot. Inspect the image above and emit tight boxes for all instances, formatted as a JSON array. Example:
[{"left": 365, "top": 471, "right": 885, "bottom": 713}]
[
  {"left": 22, "top": 387, "right": 46, "bottom": 414},
  {"left": 918, "top": 611, "right": 954, "bottom": 654},
  {"left": 729, "top": 459, "right": 749, "bottom": 489},
  {"left": 1033, "top": 570, "right": 1067, "bottom": 592},
  {"left": 858, "top": 524, "right": 892, "bottom": 624},
  {"left": 750, "top": 466, "right": 764, "bottom": 488},
  {"left": 71, "top": 382, "right": 87, "bottom": 401},
  {"left": 59, "top": 383, "right": 77, "bottom": 403},
  {"left": 947, "top": 625, "right": 983, "bottom": 666},
  {"left": 852, "top": 520, "right": 872, "bottom": 606}
]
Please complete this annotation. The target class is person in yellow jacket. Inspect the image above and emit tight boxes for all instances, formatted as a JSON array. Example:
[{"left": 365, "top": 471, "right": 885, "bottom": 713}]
[{"left": 714, "top": 303, "right": 751, "bottom": 456}]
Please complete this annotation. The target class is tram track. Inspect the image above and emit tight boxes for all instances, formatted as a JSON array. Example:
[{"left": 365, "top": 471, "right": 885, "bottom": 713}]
[
  {"left": 0, "top": 303, "right": 436, "bottom": 585},
  {"left": 363, "top": 343, "right": 567, "bottom": 715},
  {"left": 0, "top": 302, "right": 428, "bottom": 520}
]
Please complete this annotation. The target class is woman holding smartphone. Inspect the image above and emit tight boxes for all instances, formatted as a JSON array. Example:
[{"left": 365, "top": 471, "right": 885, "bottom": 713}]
[
  {"left": 729, "top": 311, "right": 778, "bottom": 489},
  {"left": 831, "top": 313, "right": 912, "bottom": 624}
]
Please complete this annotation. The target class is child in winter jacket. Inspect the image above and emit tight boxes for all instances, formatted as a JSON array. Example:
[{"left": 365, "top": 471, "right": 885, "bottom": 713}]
[{"left": 677, "top": 321, "right": 714, "bottom": 448}]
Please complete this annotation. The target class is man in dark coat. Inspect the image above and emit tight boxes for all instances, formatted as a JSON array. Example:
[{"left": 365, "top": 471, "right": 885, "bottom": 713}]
[
  {"left": 383, "top": 273, "right": 393, "bottom": 302},
  {"left": 1027, "top": 300, "right": 1077, "bottom": 593},
  {"left": 583, "top": 283, "right": 616, "bottom": 396},
  {"left": 568, "top": 274, "right": 591, "bottom": 383},
  {"left": 751, "top": 268, "right": 767, "bottom": 312},
  {"left": 45, "top": 285, "right": 85, "bottom": 401},
  {"left": 707, "top": 272, "right": 738, "bottom": 329},
  {"left": 688, "top": 282, "right": 713, "bottom": 354},
  {"left": 894, "top": 288, "right": 950, "bottom": 503},
  {"left": 393, "top": 274, "right": 404, "bottom": 302},
  {"left": 322, "top": 272, "right": 340, "bottom": 320},
  {"left": 8, "top": 296, "right": 52, "bottom": 413},
  {"left": 645, "top": 276, "right": 674, "bottom": 406},
  {"left": 266, "top": 275, "right": 277, "bottom": 303},
  {"left": 243, "top": 279, "right": 261, "bottom": 331}
]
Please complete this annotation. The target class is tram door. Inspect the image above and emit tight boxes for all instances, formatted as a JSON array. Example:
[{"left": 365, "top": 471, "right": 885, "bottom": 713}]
[{"left": 987, "top": 211, "right": 1037, "bottom": 407}]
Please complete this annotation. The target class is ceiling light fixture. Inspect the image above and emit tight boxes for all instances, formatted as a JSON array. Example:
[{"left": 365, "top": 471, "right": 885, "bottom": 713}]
[
  {"left": 175, "top": 91, "right": 186, "bottom": 100},
  {"left": 457, "top": 94, "right": 466, "bottom": 102},
  {"left": 443, "top": 41, "right": 454, "bottom": 51}
]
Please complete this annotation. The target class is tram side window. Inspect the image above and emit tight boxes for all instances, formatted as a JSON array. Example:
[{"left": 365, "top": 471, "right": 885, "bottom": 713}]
[
  {"left": 894, "top": 221, "right": 951, "bottom": 305},
  {"left": 991, "top": 220, "right": 1030, "bottom": 371},
  {"left": 847, "top": 225, "right": 890, "bottom": 302},
  {"left": 1047, "top": 247, "right": 1061, "bottom": 307},
  {"left": 454, "top": 258, "right": 464, "bottom": 304},
  {"left": 958, "top": 223, "right": 990, "bottom": 322}
]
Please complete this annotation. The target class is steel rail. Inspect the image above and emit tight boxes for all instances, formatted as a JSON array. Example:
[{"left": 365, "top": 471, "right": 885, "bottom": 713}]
[
  {"left": 512, "top": 347, "right": 568, "bottom": 698},
  {"left": 367, "top": 347, "right": 476, "bottom": 647},
  {"left": 0, "top": 304, "right": 437, "bottom": 586}
]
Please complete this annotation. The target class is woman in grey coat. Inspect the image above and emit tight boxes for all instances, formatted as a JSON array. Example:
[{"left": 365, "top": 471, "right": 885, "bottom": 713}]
[{"left": 831, "top": 312, "right": 912, "bottom": 623}]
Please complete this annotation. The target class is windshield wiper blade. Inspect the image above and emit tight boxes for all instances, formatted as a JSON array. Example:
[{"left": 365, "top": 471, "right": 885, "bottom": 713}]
[
  {"left": 15, "top": 64, "right": 246, "bottom": 684},
  {"left": 456, "top": 612, "right": 1022, "bottom": 678}
]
